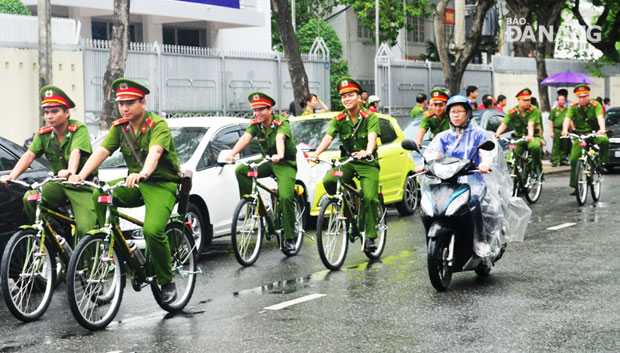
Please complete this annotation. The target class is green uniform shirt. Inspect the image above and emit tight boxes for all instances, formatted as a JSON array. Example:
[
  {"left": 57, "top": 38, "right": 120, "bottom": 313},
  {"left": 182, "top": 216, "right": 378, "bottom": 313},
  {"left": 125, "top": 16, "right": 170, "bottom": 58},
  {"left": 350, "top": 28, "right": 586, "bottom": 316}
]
[
  {"left": 245, "top": 115, "right": 297, "bottom": 161},
  {"left": 503, "top": 105, "right": 543, "bottom": 138},
  {"left": 327, "top": 107, "right": 380, "bottom": 155},
  {"left": 29, "top": 119, "right": 96, "bottom": 176},
  {"left": 549, "top": 106, "right": 568, "bottom": 128},
  {"left": 420, "top": 112, "right": 450, "bottom": 137},
  {"left": 410, "top": 104, "right": 424, "bottom": 119},
  {"left": 565, "top": 100, "right": 604, "bottom": 133},
  {"left": 101, "top": 112, "right": 180, "bottom": 182}
]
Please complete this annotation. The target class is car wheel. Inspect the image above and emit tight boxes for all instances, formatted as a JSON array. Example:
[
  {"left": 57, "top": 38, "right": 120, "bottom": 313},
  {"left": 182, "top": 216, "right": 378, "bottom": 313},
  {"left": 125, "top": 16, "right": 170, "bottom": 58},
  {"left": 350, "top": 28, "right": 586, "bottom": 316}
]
[
  {"left": 395, "top": 175, "right": 418, "bottom": 216},
  {"left": 185, "top": 203, "right": 210, "bottom": 256}
]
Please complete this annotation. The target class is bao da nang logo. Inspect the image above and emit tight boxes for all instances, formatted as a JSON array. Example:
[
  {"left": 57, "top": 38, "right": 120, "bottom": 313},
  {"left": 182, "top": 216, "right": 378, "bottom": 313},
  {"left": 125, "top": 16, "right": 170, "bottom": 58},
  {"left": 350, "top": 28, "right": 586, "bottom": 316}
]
[{"left": 506, "top": 17, "right": 602, "bottom": 43}]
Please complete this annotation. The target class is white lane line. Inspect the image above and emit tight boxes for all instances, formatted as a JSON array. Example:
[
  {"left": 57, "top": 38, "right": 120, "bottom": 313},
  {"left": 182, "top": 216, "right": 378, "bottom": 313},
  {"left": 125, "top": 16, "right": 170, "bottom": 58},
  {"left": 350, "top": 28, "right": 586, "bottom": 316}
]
[
  {"left": 547, "top": 223, "right": 576, "bottom": 231},
  {"left": 263, "top": 293, "right": 326, "bottom": 311}
]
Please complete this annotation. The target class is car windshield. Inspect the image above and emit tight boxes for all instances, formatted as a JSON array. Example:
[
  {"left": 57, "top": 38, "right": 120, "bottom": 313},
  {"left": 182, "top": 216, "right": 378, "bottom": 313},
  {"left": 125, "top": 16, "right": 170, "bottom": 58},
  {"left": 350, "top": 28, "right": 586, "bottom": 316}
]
[
  {"left": 99, "top": 126, "right": 208, "bottom": 168},
  {"left": 470, "top": 110, "right": 483, "bottom": 125},
  {"left": 402, "top": 115, "right": 424, "bottom": 141},
  {"left": 606, "top": 110, "right": 620, "bottom": 127},
  {"left": 290, "top": 119, "right": 341, "bottom": 151}
]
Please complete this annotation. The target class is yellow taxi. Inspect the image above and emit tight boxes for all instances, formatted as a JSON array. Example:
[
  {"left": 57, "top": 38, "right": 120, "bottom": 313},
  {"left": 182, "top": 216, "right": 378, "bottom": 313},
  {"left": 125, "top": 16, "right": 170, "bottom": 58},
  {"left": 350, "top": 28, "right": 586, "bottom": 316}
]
[{"left": 289, "top": 112, "right": 418, "bottom": 217}]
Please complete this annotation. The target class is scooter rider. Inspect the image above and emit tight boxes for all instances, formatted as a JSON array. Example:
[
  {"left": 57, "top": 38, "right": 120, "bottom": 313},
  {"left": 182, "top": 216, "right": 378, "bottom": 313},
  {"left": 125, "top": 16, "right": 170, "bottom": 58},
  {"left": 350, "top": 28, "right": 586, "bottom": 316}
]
[{"left": 416, "top": 95, "right": 494, "bottom": 256}]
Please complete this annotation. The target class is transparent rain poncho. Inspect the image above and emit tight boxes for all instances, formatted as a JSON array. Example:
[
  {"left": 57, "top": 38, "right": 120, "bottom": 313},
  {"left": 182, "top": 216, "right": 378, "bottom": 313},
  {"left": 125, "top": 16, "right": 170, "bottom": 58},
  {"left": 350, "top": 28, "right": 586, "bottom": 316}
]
[{"left": 423, "top": 124, "right": 531, "bottom": 256}]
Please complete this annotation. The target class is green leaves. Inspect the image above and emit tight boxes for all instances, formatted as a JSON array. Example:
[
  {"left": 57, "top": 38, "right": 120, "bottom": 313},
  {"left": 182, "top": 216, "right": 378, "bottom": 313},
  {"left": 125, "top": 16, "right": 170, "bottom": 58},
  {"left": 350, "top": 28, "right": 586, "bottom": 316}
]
[{"left": 0, "top": 0, "right": 32, "bottom": 15}]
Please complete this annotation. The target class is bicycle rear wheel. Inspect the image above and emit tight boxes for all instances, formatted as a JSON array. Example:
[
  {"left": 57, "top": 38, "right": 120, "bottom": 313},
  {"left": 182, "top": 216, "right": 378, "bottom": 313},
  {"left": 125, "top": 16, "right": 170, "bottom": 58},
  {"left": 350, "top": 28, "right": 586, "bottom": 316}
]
[
  {"left": 1, "top": 228, "right": 56, "bottom": 322},
  {"left": 316, "top": 199, "right": 349, "bottom": 270},
  {"left": 575, "top": 160, "right": 588, "bottom": 205},
  {"left": 67, "top": 233, "right": 125, "bottom": 331},
  {"left": 231, "top": 198, "right": 263, "bottom": 266},
  {"left": 525, "top": 166, "right": 543, "bottom": 204},
  {"left": 366, "top": 195, "right": 387, "bottom": 260},
  {"left": 284, "top": 194, "right": 306, "bottom": 257},
  {"left": 590, "top": 162, "right": 602, "bottom": 201},
  {"left": 152, "top": 221, "right": 197, "bottom": 312}
]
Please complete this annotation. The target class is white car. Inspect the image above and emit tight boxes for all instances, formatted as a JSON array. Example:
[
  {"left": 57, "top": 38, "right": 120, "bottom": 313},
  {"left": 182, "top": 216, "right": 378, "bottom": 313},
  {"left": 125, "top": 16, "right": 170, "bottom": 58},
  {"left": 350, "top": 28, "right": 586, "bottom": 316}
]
[{"left": 95, "top": 117, "right": 315, "bottom": 256}]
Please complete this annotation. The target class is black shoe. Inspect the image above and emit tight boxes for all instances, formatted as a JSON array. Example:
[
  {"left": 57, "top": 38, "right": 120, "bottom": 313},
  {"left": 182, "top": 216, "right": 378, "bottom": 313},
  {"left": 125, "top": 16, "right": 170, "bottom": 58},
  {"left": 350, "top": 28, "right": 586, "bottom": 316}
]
[
  {"left": 364, "top": 238, "right": 377, "bottom": 252},
  {"left": 570, "top": 190, "right": 577, "bottom": 196},
  {"left": 161, "top": 282, "right": 177, "bottom": 305},
  {"left": 282, "top": 239, "right": 296, "bottom": 253},
  {"left": 599, "top": 165, "right": 608, "bottom": 173},
  {"left": 551, "top": 162, "right": 558, "bottom": 167}
]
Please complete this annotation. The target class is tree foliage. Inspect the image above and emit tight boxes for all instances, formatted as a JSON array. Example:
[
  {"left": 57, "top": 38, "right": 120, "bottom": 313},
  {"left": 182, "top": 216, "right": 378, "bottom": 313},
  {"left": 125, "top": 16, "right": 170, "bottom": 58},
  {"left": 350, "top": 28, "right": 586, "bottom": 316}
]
[
  {"left": 272, "top": 0, "right": 337, "bottom": 51},
  {"left": 570, "top": 0, "right": 620, "bottom": 63},
  {"left": 0, "top": 0, "right": 31, "bottom": 15}
]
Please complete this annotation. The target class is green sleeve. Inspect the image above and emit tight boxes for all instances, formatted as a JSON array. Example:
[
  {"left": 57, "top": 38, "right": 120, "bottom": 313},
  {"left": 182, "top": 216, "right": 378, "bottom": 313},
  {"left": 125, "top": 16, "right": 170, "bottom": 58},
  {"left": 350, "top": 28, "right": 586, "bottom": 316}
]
[
  {"left": 528, "top": 108, "right": 542, "bottom": 124},
  {"left": 502, "top": 112, "right": 512, "bottom": 125},
  {"left": 595, "top": 103, "right": 604, "bottom": 117},
  {"left": 277, "top": 119, "right": 293, "bottom": 139},
  {"left": 28, "top": 134, "right": 44, "bottom": 158},
  {"left": 70, "top": 125, "right": 93, "bottom": 154},
  {"left": 101, "top": 125, "right": 121, "bottom": 153},
  {"left": 326, "top": 117, "right": 339, "bottom": 137},
  {"left": 367, "top": 113, "right": 380, "bottom": 136},
  {"left": 245, "top": 124, "right": 258, "bottom": 137},
  {"left": 565, "top": 106, "right": 574, "bottom": 120},
  {"left": 149, "top": 120, "right": 173, "bottom": 152},
  {"left": 420, "top": 116, "right": 431, "bottom": 130}
]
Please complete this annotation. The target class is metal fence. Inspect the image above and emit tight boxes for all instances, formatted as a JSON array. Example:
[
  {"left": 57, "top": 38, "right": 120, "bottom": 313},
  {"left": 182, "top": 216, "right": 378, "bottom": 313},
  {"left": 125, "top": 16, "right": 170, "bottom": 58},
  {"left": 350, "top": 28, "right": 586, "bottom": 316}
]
[
  {"left": 0, "top": 13, "right": 79, "bottom": 48},
  {"left": 82, "top": 39, "right": 330, "bottom": 130}
]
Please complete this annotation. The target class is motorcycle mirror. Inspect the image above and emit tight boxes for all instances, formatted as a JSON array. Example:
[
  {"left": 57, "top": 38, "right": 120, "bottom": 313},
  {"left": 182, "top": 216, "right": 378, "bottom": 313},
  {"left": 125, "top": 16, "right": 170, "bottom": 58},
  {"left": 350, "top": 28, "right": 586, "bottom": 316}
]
[
  {"left": 477, "top": 140, "right": 495, "bottom": 151},
  {"left": 401, "top": 139, "right": 419, "bottom": 153}
]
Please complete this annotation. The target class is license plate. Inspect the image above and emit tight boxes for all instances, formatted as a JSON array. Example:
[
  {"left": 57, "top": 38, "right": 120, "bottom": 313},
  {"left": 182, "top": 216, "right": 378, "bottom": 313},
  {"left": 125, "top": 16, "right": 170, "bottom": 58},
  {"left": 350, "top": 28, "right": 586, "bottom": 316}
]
[{"left": 614, "top": 151, "right": 620, "bottom": 158}]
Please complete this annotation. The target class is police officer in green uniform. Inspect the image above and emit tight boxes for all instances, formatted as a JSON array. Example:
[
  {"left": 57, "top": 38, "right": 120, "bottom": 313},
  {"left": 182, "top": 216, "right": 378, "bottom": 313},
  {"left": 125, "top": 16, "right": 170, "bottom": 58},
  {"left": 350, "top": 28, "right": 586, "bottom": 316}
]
[
  {"left": 1, "top": 86, "right": 97, "bottom": 239},
  {"left": 562, "top": 84, "right": 609, "bottom": 193},
  {"left": 410, "top": 93, "right": 427, "bottom": 119},
  {"left": 494, "top": 88, "right": 543, "bottom": 173},
  {"left": 309, "top": 77, "right": 381, "bottom": 251},
  {"left": 415, "top": 88, "right": 449, "bottom": 146},
  {"left": 549, "top": 94, "right": 570, "bottom": 166},
  {"left": 226, "top": 92, "right": 298, "bottom": 253},
  {"left": 70, "top": 78, "right": 180, "bottom": 305}
]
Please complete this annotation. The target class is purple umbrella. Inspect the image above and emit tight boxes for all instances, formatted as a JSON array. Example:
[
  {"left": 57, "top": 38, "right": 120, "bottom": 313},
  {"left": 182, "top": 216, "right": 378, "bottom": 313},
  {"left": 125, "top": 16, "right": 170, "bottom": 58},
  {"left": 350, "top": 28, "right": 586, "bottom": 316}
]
[{"left": 540, "top": 71, "right": 594, "bottom": 87}]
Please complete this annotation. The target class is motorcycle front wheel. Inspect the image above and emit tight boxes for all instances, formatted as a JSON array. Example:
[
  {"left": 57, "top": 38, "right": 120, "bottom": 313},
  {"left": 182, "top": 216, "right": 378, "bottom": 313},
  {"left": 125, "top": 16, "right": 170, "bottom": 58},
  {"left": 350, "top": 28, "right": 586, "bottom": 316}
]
[{"left": 427, "top": 234, "right": 452, "bottom": 292}]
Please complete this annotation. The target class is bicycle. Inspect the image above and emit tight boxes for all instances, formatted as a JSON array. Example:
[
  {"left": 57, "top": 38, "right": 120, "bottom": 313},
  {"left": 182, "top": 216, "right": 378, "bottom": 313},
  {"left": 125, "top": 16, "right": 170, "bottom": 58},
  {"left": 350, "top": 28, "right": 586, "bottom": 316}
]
[
  {"left": 0, "top": 176, "right": 78, "bottom": 322},
  {"left": 314, "top": 155, "right": 388, "bottom": 270},
  {"left": 563, "top": 132, "right": 603, "bottom": 205},
  {"left": 65, "top": 180, "right": 199, "bottom": 330},
  {"left": 500, "top": 136, "right": 543, "bottom": 204},
  {"left": 230, "top": 157, "right": 306, "bottom": 267}
]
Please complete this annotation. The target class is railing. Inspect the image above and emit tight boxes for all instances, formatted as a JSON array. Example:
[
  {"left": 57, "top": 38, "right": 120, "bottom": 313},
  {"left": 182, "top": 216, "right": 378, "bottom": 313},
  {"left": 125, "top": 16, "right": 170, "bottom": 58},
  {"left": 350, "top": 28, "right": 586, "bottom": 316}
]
[{"left": 0, "top": 13, "right": 79, "bottom": 46}]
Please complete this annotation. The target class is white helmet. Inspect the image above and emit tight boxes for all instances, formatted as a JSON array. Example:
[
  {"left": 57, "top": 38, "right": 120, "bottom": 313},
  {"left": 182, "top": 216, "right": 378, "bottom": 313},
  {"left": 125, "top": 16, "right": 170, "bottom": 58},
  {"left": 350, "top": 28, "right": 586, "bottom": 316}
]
[{"left": 368, "top": 95, "right": 381, "bottom": 104}]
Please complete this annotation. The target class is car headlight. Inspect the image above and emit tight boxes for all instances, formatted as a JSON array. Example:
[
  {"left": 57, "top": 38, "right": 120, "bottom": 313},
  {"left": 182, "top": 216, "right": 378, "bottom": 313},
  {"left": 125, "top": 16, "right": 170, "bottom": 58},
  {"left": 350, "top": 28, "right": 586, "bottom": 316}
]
[
  {"left": 420, "top": 189, "right": 434, "bottom": 217},
  {"left": 445, "top": 188, "right": 470, "bottom": 216}
]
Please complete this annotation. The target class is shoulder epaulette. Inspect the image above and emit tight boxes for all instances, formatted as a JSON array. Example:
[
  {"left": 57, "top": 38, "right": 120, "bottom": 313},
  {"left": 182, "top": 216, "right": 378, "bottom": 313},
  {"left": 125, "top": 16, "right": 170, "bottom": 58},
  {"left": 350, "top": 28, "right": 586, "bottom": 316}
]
[
  {"left": 528, "top": 106, "right": 534, "bottom": 112},
  {"left": 37, "top": 126, "right": 53, "bottom": 135},
  {"left": 360, "top": 110, "right": 370, "bottom": 119},
  {"left": 425, "top": 111, "right": 436, "bottom": 118},
  {"left": 112, "top": 118, "right": 128, "bottom": 126},
  {"left": 68, "top": 124, "right": 79, "bottom": 132},
  {"left": 590, "top": 100, "right": 598, "bottom": 107},
  {"left": 250, "top": 119, "right": 261, "bottom": 125},
  {"left": 571, "top": 101, "right": 579, "bottom": 106},
  {"left": 273, "top": 119, "right": 283, "bottom": 126},
  {"left": 509, "top": 108, "right": 518, "bottom": 115},
  {"left": 145, "top": 118, "right": 154, "bottom": 128},
  {"left": 335, "top": 113, "right": 347, "bottom": 121}
]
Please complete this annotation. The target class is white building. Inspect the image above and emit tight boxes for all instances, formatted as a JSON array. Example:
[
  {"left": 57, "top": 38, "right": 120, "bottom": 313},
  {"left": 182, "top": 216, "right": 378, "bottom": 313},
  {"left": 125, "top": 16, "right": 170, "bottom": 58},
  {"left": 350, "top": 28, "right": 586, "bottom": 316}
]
[
  {"left": 21, "top": 0, "right": 272, "bottom": 52},
  {"left": 553, "top": 4, "right": 603, "bottom": 60}
]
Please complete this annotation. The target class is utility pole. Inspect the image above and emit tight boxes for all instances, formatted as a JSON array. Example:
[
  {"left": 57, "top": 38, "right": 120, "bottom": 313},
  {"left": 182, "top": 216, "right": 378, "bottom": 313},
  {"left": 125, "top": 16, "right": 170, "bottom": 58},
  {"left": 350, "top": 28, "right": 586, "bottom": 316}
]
[
  {"left": 38, "top": 0, "right": 52, "bottom": 127},
  {"left": 291, "top": 0, "right": 296, "bottom": 32},
  {"left": 375, "top": 0, "right": 379, "bottom": 50}
]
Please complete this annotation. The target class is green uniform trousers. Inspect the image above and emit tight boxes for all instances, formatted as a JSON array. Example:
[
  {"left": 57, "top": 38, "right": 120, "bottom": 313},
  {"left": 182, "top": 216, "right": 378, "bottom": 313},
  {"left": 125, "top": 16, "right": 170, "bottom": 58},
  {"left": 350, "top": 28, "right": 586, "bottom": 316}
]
[
  {"left": 512, "top": 138, "right": 542, "bottom": 171},
  {"left": 322, "top": 160, "right": 379, "bottom": 238},
  {"left": 551, "top": 128, "right": 570, "bottom": 164},
  {"left": 235, "top": 159, "right": 297, "bottom": 240},
  {"left": 23, "top": 182, "right": 97, "bottom": 239},
  {"left": 569, "top": 135, "right": 609, "bottom": 188},
  {"left": 94, "top": 178, "right": 177, "bottom": 285}
]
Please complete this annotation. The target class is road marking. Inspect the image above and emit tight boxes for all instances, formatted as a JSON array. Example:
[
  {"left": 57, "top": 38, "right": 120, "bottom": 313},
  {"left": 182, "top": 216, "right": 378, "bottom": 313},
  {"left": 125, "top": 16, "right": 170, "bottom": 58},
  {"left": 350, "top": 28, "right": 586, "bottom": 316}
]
[
  {"left": 547, "top": 223, "right": 576, "bottom": 231},
  {"left": 263, "top": 293, "right": 326, "bottom": 311}
]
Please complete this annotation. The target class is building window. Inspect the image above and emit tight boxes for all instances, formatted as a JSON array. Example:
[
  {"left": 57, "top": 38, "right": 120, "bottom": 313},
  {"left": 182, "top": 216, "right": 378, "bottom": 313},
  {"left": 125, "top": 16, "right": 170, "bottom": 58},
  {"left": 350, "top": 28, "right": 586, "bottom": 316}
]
[
  {"left": 91, "top": 21, "right": 142, "bottom": 42},
  {"left": 406, "top": 16, "right": 424, "bottom": 43},
  {"left": 163, "top": 26, "right": 207, "bottom": 47},
  {"left": 357, "top": 17, "right": 372, "bottom": 41}
]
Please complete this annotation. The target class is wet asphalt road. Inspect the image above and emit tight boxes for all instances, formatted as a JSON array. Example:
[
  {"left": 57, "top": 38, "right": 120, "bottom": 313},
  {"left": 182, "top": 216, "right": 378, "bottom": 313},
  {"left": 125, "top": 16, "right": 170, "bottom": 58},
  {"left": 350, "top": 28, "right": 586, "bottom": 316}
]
[{"left": 1, "top": 172, "right": 620, "bottom": 352}]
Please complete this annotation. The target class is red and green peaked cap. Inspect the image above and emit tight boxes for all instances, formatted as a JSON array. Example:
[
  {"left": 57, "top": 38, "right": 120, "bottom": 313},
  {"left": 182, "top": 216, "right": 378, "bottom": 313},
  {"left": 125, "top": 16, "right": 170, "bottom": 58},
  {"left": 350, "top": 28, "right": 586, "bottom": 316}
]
[{"left": 40, "top": 85, "right": 75, "bottom": 109}]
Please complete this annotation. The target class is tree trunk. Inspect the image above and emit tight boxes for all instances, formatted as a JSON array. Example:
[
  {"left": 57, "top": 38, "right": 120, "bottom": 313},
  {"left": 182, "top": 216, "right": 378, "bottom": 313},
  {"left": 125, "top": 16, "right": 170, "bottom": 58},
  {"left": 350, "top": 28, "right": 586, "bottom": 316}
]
[
  {"left": 38, "top": 0, "right": 52, "bottom": 128},
  {"left": 435, "top": 0, "right": 495, "bottom": 95},
  {"left": 100, "top": 0, "right": 130, "bottom": 131},
  {"left": 272, "top": 0, "right": 309, "bottom": 115}
]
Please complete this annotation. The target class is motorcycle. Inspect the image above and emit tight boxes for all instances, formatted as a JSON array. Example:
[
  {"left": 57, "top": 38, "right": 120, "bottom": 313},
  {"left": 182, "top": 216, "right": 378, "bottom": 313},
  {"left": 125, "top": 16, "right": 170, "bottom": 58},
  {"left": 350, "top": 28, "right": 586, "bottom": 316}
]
[{"left": 401, "top": 139, "right": 506, "bottom": 292}]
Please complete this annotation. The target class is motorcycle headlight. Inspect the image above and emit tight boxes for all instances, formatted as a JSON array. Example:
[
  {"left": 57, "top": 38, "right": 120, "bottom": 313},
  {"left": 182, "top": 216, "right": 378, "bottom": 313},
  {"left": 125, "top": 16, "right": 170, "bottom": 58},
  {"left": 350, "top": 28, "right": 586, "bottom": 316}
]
[
  {"left": 445, "top": 188, "right": 470, "bottom": 216},
  {"left": 420, "top": 189, "right": 434, "bottom": 217}
]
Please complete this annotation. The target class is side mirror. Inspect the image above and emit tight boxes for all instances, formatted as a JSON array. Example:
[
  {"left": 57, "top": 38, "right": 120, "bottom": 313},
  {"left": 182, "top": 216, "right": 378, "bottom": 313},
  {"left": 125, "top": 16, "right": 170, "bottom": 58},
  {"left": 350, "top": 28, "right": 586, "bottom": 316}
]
[
  {"left": 401, "top": 139, "right": 419, "bottom": 153},
  {"left": 217, "top": 149, "right": 237, "bottom": 166},
  {"left": 477, "top": 140, "right": 495, "bottom": 151}
]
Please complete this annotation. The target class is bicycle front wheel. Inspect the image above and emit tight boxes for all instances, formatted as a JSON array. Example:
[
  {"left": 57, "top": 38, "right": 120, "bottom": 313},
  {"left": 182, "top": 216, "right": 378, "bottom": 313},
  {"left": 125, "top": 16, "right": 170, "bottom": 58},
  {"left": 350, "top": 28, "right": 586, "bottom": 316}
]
[
  {"left": 590, "top": 162, "right": 602, "bottom": 201},
  {"left": 366, "top": 195, "right": 387, "bottom": 260},
  {"left": 525, "top": 167, "right": 543, "bottom": 204},
  {"left": 575, "top": 160, "right": 588, "bottom": 206},
  {"left": 231, "top": 198, "right": 263, "bottom": 266},
  {"left": 67, "top": 233, "right": 125, "bottom": 331},
  {"left": 1, "top": 228, "right": 56, "bottom": 322},
  {"left": 316, "top": 199, "right": 349, "bottom": 270},
  {"left": 152, "top": 221, "right": 197, "bottom": 312}
]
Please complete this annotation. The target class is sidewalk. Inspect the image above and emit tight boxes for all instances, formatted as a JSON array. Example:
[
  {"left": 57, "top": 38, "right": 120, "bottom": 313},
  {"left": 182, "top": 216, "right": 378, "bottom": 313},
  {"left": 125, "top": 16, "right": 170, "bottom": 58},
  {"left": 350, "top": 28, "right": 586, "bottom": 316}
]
[{"left": 542, "top": 160, "right": 571, "bottom": 176}]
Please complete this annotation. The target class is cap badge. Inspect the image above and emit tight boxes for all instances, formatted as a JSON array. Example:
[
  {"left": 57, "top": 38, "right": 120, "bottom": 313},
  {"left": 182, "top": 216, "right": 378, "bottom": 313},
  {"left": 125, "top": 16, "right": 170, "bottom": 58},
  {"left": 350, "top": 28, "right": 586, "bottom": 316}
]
[
  {"left": 253, "top": 94, "right": 259, "bottom": 101},
  {"left": 119, "top": 83, "right": 128, "bottom": 90},
  {"left": 341, "top": 80, "right": 348, "bottom": 87},
  {"left": 433, "top": 92, "right": 439, "bottom": 97},
  {"left": 45, "top": 89, "right": 53, "bottom": 98}
]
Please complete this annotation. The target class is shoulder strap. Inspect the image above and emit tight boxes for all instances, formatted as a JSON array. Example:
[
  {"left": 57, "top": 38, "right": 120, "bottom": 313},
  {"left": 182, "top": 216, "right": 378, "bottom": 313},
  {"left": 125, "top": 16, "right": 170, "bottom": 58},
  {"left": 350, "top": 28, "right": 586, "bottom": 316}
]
[{"left": 119, "top": 124, "right": 145, "bottom": 169}]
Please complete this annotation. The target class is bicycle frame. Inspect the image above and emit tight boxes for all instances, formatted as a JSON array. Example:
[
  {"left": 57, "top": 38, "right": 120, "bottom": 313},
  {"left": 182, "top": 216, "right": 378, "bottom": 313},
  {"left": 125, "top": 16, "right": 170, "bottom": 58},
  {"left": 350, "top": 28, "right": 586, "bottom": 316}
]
[{"left": 242, "top": 158, "right": 283, "bottom": 240}]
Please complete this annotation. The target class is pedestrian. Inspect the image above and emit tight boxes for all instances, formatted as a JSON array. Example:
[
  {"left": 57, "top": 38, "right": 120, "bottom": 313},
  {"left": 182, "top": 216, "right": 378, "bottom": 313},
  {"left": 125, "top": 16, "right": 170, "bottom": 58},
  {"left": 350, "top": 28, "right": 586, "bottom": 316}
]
[
  {"left": 478, "top": 94, "right": 492, "bottom": 110},
  {"left": 530, "top": 97, "right": 539, "bottom": 108},
  {"left": 300, "top": 93, "right": 329, "bottom": 115},
  {"left": 466, "top": 85, "right": 478, "bottom": 110},
  {"left": 309, "top": 76, "right": 381, "bottom": 252},
  {"left": 553, "top": 89, "right": 572, "bottom": 108},
  {"left": 415, "top": 88, "right": 449, "bottom": 146},
  {"left": 549, "top": 94, "right": 570, "bottom": 166},
  {"left": 226, "top": 91, "right": 298, "bottom": 253},
  {"left": 368, "top": 95, "right": 380, "bottom": 113},
  {"left": 70, "top": 78, "right": 182, "bottom": 305},
  {"left": 496, "top": 94, "right": 507, "bottom": 112},
  {"left": 604, "top": 97, "right": 611, "bottom": 111},
  {"left": 562, "top": 84, "right": 609, "bottom": 194},
  {"left": 410, "top": 93, "right": 427, "bottom": 119},
  {"left": 1, "top": 85, "right": 98, "bottom": 240},
  {"left": 360, "top": 90, "right": 369, "bottom": 108}
]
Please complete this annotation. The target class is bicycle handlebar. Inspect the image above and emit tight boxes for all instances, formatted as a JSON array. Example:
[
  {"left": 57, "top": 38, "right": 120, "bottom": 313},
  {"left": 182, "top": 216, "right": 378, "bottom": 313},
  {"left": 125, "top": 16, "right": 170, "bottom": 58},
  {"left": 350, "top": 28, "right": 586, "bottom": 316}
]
[
  {"left": 63, "top": 180, "right": 130, "bottom": 193},
  {"left": 6, "top": 176, "right": 66, "bottom": 190},
  {"left": 561, "top": 132, "right": 600, "bottom": 140},
  {"left": 307, "top": 153, "right": 374, "bottom": 168}
]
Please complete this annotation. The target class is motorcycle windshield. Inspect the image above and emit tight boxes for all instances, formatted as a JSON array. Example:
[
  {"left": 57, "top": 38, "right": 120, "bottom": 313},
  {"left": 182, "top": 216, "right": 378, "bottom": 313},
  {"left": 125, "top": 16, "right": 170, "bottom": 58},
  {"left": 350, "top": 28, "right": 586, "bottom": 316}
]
[{"left": 426, "top": 156, "right": 470, "bottom": 180}]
